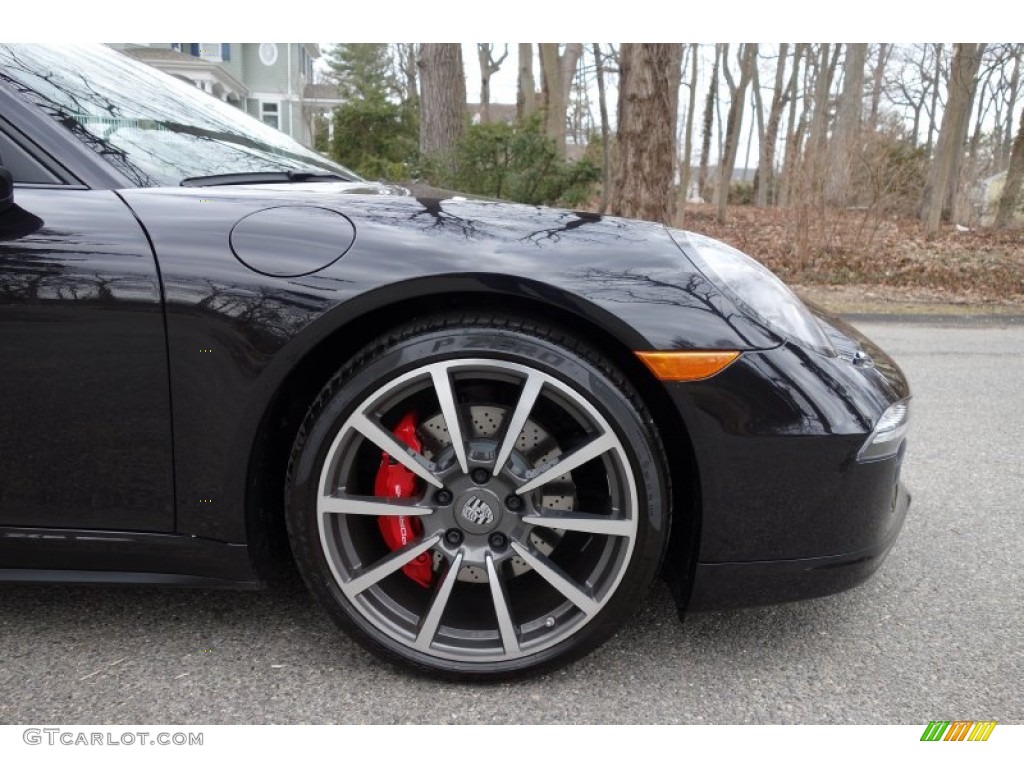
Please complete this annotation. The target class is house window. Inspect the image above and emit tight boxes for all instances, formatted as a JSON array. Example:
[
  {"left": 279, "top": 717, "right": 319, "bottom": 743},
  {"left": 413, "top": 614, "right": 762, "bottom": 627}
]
[
  {"left": 221, "top": 43, "right": 231, "bottom": 62},
  {"left": 259, "top": 43, "right": 278, "bottom": 67},
  {"left": 261, "top": 102, "right": 280, "bottom": 130},
  {"left": 198, "top": 43, "right": 222, "bottom": 62}
]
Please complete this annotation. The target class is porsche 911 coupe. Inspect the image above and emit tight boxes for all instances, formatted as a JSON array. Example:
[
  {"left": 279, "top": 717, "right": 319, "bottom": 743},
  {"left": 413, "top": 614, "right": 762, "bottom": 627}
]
[{"left": 0, "top": 44, "right": 910, "bottom": 678}]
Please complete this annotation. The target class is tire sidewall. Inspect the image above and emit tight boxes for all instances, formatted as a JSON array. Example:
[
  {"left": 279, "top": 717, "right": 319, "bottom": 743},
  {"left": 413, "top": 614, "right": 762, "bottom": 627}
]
[{"left": 287, "top": 323, "right": 669, "bottom": 679}]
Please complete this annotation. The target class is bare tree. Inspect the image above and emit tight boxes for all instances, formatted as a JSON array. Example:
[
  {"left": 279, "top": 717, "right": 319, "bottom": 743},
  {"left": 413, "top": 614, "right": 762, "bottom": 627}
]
[
  {"left": 995, "top": 107, "right": 1024, "bottom": 227},
  {"left": 808, "top": 44, "right": 840, "bottom": 162},
  {"left": 921, "top": 43, "right": 985, "bottom": 235},
  {"left": 868, "top": 43, "right": 890, "bottom": 133},
  {"left": 717, "top": 43, "right": 758, "bottom": 223},
  {"left": 393, "top": 44, "right": 419, "bottom": 105},
  {"left": 476, "top": 44, "right": 508, "bottom": 123},
  {"left": 698, "top": 44, "right": 720, "bottom": 201},
  {"left": 1001, "top": 45, "right": 1023, "bottom": 166},
  {"left": 778, "top": 44, "right": 807, "bottom": 207},
  {"left": 756, "top": 43, "right": 798, "bottom": 206},
  {"left": 418, "top": 44, "right": 466, "bottom": 175},
  {"left": 538, "top": 43, "right": 583, "bottom": 156},
  {"left": 610, "top": 43, "right": 684, "bottom": 223},
  {"left": 517, "top": 43, "right": 537, "bottom": 122},
  {"left": 593, "top": 43, "right": 611, "bottom": 214},
  {"left": 926, "top": 44, "right": 945, "bottom": 152},
  {"left": 826, "top": 43, "right": 867, "bottom": 205},
  {"left": 679, "top": 43, "right": 699, "bottom": 213},
  {"left": 884, "top": 44, "right": 944, "bottom": 148}
]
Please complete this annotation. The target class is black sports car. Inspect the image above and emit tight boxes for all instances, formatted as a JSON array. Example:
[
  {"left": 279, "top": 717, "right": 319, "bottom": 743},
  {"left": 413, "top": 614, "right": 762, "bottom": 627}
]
[{"left": 0, "top": 44, "right": 910, "bottom": 678}]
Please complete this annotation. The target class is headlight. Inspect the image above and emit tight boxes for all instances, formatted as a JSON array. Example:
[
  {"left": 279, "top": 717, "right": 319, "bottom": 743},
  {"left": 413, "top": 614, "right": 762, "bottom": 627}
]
[
  {"left": 857, "top": 400, "right": 910, "bottom": 462},
  {"left": 668, "top": 229, "right": 833, "bottom": 355}
]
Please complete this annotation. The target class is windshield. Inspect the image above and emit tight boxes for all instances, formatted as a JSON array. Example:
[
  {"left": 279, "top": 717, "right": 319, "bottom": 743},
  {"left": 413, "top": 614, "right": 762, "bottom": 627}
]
[{"left": 0, "top": 44, "right": 360, "bottom": 187}]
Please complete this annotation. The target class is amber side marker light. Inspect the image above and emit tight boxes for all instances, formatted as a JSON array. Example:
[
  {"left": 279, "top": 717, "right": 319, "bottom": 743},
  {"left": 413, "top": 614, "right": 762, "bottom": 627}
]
[{"left": 635, "top": 351, "right": 740, "bottom": 382}]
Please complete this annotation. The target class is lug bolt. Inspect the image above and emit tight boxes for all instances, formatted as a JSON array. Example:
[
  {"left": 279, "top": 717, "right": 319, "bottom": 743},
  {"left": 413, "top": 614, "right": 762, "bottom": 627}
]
[
  {"left": 505, "top": 494, "right": 523, "bottom": 512},
  {"left": 471, "top": 468, "right": 490, "bottom": 484},
  {"left": 434, "top": 489, "right": 453, "bottom": 506},
  {"left": 444, "top": 528, "right": 464, "bottom": 546},
  {"left": 488, "top": 532, "right": 508, "bottom": 550}
]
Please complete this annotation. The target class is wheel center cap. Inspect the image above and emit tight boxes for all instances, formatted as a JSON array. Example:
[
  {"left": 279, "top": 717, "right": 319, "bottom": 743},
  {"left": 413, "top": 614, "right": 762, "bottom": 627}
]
[{"left": 455, "top": 488, "right": 502, "bottom": 534}]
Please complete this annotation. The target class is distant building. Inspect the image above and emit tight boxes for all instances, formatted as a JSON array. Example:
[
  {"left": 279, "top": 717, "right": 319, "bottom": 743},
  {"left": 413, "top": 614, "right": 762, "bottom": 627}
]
[
  {"left": 975, "top": 171, "right": 1024, "bottom": 227},
  {"left": 110, "top": 43, "right": 340, "bottom": 148},
  {"left": 467, "top": 102, "right": 518, "bottom": 126}
]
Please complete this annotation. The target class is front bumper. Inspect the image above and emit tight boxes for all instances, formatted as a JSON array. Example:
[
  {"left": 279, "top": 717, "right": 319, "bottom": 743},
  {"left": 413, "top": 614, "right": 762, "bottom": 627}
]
[
  {"left": 688, "top": 480, "right": 910, "bottom": 610},
  {"left": 665, "top": 311, "right": 912, "bottom": 611}
]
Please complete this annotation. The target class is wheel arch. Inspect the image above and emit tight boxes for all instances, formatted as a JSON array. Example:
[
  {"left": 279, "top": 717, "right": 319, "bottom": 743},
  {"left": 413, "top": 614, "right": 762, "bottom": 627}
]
[{"left": 243, "top": 279, "right": 703, "bottom": 609}]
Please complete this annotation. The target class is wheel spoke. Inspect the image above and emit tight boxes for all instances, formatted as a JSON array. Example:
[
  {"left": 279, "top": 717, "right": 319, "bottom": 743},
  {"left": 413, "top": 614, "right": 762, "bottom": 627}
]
[
  {"left": 515, "top": 433, "right": 617, "bottom": 494},
  {"left": 485, "top": 554, "right": 520, "bottom": 655},
  {"left": 344, "top": 534, "right": 441, "bottom": 596},
  {"left": 316, "top": 356, "right": 641, "bottom": 665},
  {"left": 510, "top": 541, "right": 600, "bottom": 616},
  {"left": 350, "top": 413, "right": 443, "bottom": 488},
  {"left": 492, "top": 372, "right": 544, "bottom": 474},
  {"left": 414, "top": 551, "right": 463, "bottom": 651},
  {"left": 430, "top": 366, "right": 469, "bottom": 474},
  {"left": 521, "top": 510, "right": 633, "bottom": 537},
  {"left": 320, "top": 493, "right": 433, "bottom": 518}
]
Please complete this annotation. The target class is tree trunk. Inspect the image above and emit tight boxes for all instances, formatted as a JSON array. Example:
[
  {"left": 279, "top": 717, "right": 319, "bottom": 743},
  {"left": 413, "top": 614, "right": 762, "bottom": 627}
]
[
  {"left": 778, "top": 44, "right": 806, "bottom": 207},
  {"left": 679, "top": 43, "right": 699, "bottom": 213},
  {"left": 478, "top": 44, "right": 492, "bottom": 123},
  {"left": 756, "top": 43, "right": 791, "bottom": 206},
  {"left": 517, "top": 44, "right": 537, "bottom": 122},
  {"left": 995, "top": 107, "right": 1024, "bottom": 227},
  {"left": 826, "top": 43, "right": 867, "bottom": 206},
  {"left": 1003, "top": 48, "right": 1021, "bottom": 167},
  {"left": 868, "top": 43, "right": 888, "bottom": 133},
  {"left": 394, "top": 44, "right": 419, "bottom": 106},
  {"left": 921, "top": 43, "right": 985, "bottom": 235},
  {"left": 750, "top": 53, "right": 765, "bottom": 186},
  {"left": 538, "top": 43, "right": 583, "bottom": 157},
  {"left": 610, "top": 43, "right": 684, "bottom": 223},
  {"left": 476, "top": 44, "right": 508, "bottom": 124},
  {"left": 698, "top": 44, "right": 720, "bottom": 201},
  {"left": 593, "top": 43, "right": 611, "bottom": 214},
  {"left": 808, "top": 44, "right": 835, "bottom": 162},
  {"left": 926, "top": 44, "right": 944, "bottom": 153},
  {"left": 717, "top": 43, "right": 758, "bottom": 224},
  {"left": 418, "top": 44, "right": 466, "bottom": 175},
  {"left": 1003, "top": 46, "right": 1019, "bottom": 166}
]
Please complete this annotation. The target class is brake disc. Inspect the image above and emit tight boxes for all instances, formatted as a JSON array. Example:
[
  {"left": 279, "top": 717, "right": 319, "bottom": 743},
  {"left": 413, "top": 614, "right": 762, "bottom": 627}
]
[{"left": 420, "top": 404, "right": 573, "bottom": 582}]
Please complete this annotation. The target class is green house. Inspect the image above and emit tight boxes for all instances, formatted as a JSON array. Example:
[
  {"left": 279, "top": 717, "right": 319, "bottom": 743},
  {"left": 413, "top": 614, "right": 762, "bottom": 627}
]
[{"left": 110, "top": 43, "right": 341, "bottom": 149}]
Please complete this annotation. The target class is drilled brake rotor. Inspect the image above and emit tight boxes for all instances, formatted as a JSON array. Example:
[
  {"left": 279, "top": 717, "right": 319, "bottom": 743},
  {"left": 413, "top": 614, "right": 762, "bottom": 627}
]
[{"left": 420, "top": 404, "right": 573, "bottom": 582}]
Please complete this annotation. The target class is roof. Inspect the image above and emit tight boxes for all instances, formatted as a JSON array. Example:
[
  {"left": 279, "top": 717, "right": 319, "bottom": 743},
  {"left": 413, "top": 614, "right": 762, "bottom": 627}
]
[
  {"left": 114, "top": 46, "right": 248, "bottom": 100},
  {"left": 120, "top": 47, "right": 201, "bottom": 64},
  {"left": 467, "top": 102, "right": 517, "bottom": 124},
  {"left": 303, "top": 83, "right": 343, "bottom": 102}
]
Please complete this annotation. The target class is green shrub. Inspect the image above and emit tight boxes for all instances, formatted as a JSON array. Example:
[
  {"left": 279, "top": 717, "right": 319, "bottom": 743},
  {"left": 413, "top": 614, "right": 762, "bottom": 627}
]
[
  {"left": 329, "top": 100, "right": 418, "bottom": 180},
  {"left": 426, "top": 117, "right": 600, "bottom": 207},
  {"left": 728, "top": 180, "right": 754, "bottom": 205}
]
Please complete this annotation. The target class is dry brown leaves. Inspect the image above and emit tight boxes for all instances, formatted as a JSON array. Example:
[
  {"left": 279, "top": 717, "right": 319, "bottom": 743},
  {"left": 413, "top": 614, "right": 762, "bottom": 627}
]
[{"left": 674, "top": 204, "right": 1024, "bottom": 303}]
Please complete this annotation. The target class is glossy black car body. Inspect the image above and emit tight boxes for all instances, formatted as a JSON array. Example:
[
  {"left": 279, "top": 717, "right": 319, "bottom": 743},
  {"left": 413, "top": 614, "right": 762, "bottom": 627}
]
[{"left": 0, "top": 45, "right": 909, "bottom": 676}]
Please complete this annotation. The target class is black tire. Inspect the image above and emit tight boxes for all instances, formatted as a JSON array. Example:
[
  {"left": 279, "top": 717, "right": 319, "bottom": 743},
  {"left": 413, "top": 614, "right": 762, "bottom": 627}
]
[{"left": 285, "top": 313, "right": 670, "bottom": 680}]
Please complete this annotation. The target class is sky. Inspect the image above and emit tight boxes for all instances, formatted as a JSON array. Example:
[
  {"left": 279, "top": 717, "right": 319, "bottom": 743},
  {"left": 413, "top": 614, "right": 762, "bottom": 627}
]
[{"left": 5, "top": 1, "right": 992, "bottom": 45}]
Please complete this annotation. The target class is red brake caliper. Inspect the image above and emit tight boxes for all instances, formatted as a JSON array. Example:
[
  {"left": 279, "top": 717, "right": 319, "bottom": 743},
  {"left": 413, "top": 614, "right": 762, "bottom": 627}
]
[{"left": 374, "top": 411, "right": 433, "bottom": 588}]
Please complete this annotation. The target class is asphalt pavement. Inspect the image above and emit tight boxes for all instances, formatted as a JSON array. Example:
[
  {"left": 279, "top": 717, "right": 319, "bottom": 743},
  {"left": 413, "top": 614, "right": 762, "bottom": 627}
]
[{"left": 1, "top": 319, "right": 1021, "bottom": 724}]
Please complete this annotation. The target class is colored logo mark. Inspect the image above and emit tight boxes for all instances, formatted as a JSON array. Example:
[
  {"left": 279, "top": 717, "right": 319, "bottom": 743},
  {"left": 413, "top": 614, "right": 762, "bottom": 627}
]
[{"left": 920, "top": 720, "right": 996, "bottom": 741}]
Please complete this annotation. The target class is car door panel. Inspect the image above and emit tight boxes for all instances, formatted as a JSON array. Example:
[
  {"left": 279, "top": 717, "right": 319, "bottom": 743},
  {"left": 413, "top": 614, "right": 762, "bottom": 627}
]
[{"left": 0, "top": 188, "right": 174, "bottom": 531}]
